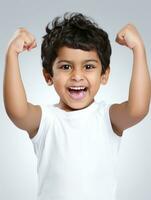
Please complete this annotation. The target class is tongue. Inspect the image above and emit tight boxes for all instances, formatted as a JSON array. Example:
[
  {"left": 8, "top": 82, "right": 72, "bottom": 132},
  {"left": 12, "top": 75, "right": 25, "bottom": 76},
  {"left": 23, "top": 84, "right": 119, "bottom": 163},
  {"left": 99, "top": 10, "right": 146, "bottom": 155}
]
[{"left": 69, "top": 90, "right": 86, "bottom": 100}]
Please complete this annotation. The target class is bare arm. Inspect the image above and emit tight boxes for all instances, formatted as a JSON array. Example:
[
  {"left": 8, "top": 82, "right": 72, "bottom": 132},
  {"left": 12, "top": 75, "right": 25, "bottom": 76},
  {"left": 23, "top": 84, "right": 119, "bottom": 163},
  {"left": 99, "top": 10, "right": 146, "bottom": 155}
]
[
  {"left": 110, "top": 24, "right": 151, "bottom": 136},
  {"left": 3, "top": 28, "right": 41, "bottom": 138}
]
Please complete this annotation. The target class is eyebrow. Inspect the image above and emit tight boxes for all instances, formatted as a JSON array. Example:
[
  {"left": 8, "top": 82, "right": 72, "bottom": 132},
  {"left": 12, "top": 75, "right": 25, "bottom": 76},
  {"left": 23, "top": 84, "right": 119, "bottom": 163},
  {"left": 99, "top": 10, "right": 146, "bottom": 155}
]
[{"left": 57, "top": 59, "right": 99, "bottom": 64}]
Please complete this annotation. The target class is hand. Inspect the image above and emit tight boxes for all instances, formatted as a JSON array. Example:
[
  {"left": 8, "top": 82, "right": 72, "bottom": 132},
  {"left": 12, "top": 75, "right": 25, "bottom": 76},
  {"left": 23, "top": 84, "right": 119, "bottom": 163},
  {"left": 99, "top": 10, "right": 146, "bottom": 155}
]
[
  {"left": 7, "top": 28, "right": 37, "bottom": 54},
  {"left": 115, "top": 24, "right": 144, "bottom": 50}
]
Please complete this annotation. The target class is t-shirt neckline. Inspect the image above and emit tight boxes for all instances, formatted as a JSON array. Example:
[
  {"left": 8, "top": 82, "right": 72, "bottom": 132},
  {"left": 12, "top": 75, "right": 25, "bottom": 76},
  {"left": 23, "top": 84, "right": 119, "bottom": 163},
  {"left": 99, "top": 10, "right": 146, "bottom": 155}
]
[{"left": 52, "top": 101, "right": 97, "bottom": 117}]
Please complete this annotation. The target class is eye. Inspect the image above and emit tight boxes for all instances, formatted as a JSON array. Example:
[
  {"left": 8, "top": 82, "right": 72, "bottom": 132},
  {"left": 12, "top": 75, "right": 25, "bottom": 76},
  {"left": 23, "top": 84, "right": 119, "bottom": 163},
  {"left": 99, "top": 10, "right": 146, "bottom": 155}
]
[
  {"left": 60, "top": 64, "right": 72, "bottom": 70},
  {"left": 84, "top": 64, "right": 96, "bottom": 70}
]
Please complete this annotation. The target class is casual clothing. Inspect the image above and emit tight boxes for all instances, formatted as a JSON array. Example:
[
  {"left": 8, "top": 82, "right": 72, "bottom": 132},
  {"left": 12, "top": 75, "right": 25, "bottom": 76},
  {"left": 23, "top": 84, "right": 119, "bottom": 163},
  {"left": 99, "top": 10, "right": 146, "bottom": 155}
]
[{"left": 31, "top": 101, "right": 122, "bottom": 200}]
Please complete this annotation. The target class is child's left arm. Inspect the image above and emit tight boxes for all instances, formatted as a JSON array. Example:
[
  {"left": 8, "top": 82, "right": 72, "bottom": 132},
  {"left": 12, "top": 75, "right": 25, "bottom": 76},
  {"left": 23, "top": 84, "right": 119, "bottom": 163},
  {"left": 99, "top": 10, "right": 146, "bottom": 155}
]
[{"left": 110, "top": 24, "right": 151, "bottom": 136}]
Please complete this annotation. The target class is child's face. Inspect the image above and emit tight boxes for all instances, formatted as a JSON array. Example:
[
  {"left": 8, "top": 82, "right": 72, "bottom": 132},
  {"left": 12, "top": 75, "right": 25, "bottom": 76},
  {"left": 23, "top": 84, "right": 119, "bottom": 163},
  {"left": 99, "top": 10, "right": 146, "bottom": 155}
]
[{"left": 45, "top": 47, "right": 110, "bottom": 111}]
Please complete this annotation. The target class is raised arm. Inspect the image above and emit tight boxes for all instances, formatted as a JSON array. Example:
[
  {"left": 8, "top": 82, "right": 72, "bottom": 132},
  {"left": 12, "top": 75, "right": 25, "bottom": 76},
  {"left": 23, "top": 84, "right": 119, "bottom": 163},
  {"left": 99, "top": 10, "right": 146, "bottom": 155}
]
[
  {"left": 3, "top": 28, "right": 41, "bottom": 138},
  {"left": 110, "top": 24, "right": 151, "bottom": 136}
]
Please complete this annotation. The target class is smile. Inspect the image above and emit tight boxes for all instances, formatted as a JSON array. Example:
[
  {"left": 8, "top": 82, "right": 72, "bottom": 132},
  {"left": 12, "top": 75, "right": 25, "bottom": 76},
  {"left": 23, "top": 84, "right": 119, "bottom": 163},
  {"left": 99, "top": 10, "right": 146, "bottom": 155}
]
[{"left": 67, "top": 86, "right": 88, "bottom": 100}]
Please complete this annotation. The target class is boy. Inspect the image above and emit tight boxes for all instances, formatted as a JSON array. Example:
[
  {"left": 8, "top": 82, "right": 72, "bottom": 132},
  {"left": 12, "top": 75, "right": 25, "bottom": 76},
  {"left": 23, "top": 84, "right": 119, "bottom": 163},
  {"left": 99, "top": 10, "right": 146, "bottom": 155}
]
[{"left": 3, "top": 13, "right": 151, "bottom": 200}]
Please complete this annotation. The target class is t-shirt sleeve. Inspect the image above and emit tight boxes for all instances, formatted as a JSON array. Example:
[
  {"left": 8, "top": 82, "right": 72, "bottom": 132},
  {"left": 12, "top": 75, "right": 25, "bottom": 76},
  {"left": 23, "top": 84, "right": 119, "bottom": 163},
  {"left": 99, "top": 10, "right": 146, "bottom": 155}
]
[
  {"left": 99, "top": 101, "right": 122, "bottom": 144},
  {"left": 31, "top": 104, "right": 51, "bottom": 157},
  {"left": 102, "top": 102, "right": 122, "bottom": 173},
  {"left": 31, "top": 104, "right": 47, "bottom": 143},
  {"left": 105, "top": 103, "right": 123, "bottom": 139}
]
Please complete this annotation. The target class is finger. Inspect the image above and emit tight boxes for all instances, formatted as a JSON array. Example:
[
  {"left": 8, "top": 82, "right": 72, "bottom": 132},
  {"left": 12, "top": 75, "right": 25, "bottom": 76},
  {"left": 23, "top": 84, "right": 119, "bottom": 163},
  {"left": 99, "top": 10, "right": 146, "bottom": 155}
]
[
  {"left": 28, "top": 33, "right": 36, "bottom": 44},
  {"left": 23, "top": 35, "right": 35, "bottom": 50},
  {"left": 18, "top": 28, "right": 35, "bottom": 45},
  {"left": 23, "top": 41, "right": 30, "bottom": 50},
  {"left": 116, "top": 30, "right": 124, "bottom": 40},
  {"left": 115, "top": 36, "right": 125, "bottom": 45},
  {"left": 27, "top": 41, "right": 37, "bottom": 51},
  {"left": 115, "top": 30, "right": 127, "bottom": 46}
]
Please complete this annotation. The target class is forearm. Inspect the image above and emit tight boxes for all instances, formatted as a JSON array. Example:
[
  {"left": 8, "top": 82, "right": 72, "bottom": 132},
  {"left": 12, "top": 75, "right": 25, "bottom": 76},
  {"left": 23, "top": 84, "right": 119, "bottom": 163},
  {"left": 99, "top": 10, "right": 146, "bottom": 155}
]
[
  {"left": 127, "top": 45, "right": 151, "bottom": 116},
  {"left": 3, "top": 50, "right": 28, "bottom": 119}
]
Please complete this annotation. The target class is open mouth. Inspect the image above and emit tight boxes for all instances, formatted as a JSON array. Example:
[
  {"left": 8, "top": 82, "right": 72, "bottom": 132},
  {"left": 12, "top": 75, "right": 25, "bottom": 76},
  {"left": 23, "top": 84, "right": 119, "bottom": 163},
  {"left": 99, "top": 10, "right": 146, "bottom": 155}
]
[{"left": 68, "top": 86, "right": 88, "bottom": 100}]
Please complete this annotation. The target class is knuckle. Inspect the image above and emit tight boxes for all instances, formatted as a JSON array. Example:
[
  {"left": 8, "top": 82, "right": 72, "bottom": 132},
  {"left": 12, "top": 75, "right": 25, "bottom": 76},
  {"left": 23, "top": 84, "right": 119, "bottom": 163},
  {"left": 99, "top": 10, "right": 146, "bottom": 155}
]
[
  {"left": 126, "top": 23, "right": 134, "bottom": 29},
  {"left": 18, "top": 27, "right": 26, "bottom": 33},
  {"left": 127, "top": 23, "right": 131, "bottom": 26}
]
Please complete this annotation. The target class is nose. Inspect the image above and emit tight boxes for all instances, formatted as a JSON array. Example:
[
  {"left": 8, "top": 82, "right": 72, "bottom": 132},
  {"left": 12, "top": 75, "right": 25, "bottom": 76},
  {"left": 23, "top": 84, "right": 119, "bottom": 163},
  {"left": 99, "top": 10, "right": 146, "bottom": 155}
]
[{"left": 71, "top": 69, "right": 84, "bottom": 81}]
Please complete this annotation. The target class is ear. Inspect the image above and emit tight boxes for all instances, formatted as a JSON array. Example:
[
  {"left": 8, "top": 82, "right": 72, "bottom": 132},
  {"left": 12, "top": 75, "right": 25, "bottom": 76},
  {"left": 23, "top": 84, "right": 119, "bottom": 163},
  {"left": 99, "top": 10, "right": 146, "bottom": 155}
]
[
  {"left": 42, "top": 68, "right": 53, "bottom": 86},
  {"left": 100, "top": 67, "right": 110, "bottom": 85}
]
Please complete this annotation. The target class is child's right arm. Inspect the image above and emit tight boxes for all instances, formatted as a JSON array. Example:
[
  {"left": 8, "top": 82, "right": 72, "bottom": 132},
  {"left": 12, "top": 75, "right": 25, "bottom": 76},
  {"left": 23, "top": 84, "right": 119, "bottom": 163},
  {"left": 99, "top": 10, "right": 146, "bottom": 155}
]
[{"left": 3, "top": 28, "right": 41, "bottom": 139}]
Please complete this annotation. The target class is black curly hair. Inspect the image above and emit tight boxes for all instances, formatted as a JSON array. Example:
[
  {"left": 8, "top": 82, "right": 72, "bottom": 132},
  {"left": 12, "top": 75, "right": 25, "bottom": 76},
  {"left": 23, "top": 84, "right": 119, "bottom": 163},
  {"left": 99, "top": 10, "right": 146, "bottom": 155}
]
[{"left": 41, "top": 12, "right": 111, "bottom": 76}]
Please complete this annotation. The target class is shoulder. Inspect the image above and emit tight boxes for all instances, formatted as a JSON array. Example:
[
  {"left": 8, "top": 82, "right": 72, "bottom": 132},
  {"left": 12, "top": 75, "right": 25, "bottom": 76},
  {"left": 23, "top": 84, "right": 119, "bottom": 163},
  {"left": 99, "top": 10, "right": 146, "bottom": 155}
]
[
  {"left": 95, "top": 100, "right": 110, "bottom": 116},
  {"left": 29, "top": 104, "right": 55, "bottom": 140},
  {"left": 96, "top": 101, "right": 123, "bottom": 137}
]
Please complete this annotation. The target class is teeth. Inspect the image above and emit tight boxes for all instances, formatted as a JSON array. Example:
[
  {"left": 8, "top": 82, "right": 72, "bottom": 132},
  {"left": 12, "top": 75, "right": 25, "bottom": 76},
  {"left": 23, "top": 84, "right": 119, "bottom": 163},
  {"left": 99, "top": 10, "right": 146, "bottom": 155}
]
[{"left": 69, "top": 86, "right": 86, "bottom": 90}]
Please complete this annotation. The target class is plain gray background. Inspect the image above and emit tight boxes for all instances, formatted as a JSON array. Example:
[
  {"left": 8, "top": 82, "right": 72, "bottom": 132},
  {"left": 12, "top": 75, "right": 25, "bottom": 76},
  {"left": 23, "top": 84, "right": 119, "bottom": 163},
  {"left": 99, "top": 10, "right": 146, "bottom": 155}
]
[{"left": 0, "top": 0, "right": 151, "bottom": 199}]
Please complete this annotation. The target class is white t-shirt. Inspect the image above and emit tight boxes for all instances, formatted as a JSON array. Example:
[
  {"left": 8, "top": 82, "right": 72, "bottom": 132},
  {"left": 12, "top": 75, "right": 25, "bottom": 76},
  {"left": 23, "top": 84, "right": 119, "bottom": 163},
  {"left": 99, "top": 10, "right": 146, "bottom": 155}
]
[{"left": 31, "top": 101, "right": 122, "bottom": 200}]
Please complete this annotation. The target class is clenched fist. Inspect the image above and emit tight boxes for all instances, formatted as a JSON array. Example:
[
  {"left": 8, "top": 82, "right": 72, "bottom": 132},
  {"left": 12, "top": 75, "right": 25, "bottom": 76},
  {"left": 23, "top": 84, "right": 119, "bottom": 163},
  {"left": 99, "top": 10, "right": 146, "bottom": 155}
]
[
  {"left": 115, "top": 24, "right": 144, "bottom": 50},
  {"left": 7, "top": 28, "right": 37, "bottom": 54}
]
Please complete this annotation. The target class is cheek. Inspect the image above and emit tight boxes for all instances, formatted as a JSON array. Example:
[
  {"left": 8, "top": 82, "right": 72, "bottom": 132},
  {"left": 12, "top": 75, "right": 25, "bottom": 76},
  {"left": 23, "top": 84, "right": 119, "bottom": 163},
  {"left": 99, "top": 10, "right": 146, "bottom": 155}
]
[
  {"left": 53, "top": 71, "right": 68, "bottom": 81},
  {"left": 87, "top": 74, "right": 101, "bottom": 96},
  {"left": 87, "top": 73, "right": 101, "bottom": 85},
  {"left": 53, "top": 81, "right": 65, "bottom": 98},
  {"left": 52, "top": 74, "right": 68, "bottom": 92}
]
